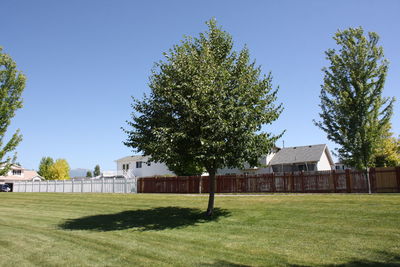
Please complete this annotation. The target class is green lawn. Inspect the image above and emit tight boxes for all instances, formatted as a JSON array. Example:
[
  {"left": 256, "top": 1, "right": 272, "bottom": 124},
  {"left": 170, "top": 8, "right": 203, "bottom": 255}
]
[{"left": 0, "top": 193, "right": 399, "bottom": 266}]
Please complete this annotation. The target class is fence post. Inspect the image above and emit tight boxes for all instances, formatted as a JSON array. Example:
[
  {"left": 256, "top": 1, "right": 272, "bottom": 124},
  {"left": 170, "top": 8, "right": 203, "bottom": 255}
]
[
  {"left": 81, "top": 180, "right": 84, "bottom": 193},
  {"left": 332, "top": 170, "right": 337, "bottom": 193},
  {"left": 25, "top": 181, "right": 27, "bottom": 192},
  {"left": 101, "top": 178, "right": 104, "bottom": 193},
  {"left": 346, "top": 169, "right": 352, "bottom": 193},
  {"left": 396, "top": 167, "right": 400, "bottom": 193},
  {"left": 63, "top": 180, "right": 65, "bottom": 193},
  {"left": 291, "top": 172, "right": 295, "bottom": 192},
  {"left": 72, "top": 179, "right": 74, "bottom": 193},
  {"left": 91, "top": 179, "right": 93, "bottom": 193},
  {"left": 301, "top": 171, "right": 305, "bottom": 193},
  {"left": 272, "top": 173, "right": 276, "bottom": 192},
  {"left": 46, "top": 180, "right": 49, "bottom": 192},
  {"left": 370, "top": 168, "right": 377, "bottom": 193},
  {"left": 38, "top": 180, "right": 41, "bottom": 192},
  {"left": 199, "top": 176, "right": 202, "bottom": 194},
  {"left": 54, "top": 180, "right": 57, "bottom": 192},
  {"left": 113, "top": 178, "right": 115, "bottom": 193},
  {"left": 124, "top": 178, "right": 127, "bottom": 193}
]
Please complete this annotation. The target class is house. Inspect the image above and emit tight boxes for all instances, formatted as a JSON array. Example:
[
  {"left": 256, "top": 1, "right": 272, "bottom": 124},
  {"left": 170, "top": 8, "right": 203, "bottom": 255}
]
[
  {"left": 218, "top": 144, "right": 334, "bottom": 174},
  {"left": 269, "top": 144, "right": 334, "bottom": 172},
  {"left": 117, "top": 144, "right": 335, "bottom": 177},
  {"left": 217, "top": 150, "right": 277, "bottom": 175},
  {"left": 0, "top": 164, "right": 43, "bottom": 185},
  {"left": 115, "top": 155, "right": 175, "bottom": 178},
  {"left": 334, "top": 162, "right": 353, "bottom": 170}
]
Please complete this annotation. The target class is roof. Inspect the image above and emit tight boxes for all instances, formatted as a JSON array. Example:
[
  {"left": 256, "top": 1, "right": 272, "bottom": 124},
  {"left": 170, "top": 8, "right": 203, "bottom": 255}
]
[
  {"left": 0, "top": 170, "right": 43, "bottom": 181},
  {"left": 269, "top": 144, "right": 333, "bottom": 165},
  {"left": 115, "top": 155, "right": 150, "bottom": 162}
]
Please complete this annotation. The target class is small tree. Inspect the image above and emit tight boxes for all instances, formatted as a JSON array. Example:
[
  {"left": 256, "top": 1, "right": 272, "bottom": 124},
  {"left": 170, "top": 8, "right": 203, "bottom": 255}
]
[
  {"left": 86, "top": 171, "right": 93, "bottom": 178},
  {"left": 48, "top": 159, "right": 70, "bottom": 180},
  {"left": 93, "top": 164, "right": 100, "bottom": 177},
  {"left": 0, "top": 47, "right": 25, "bottom": 175},
  {"left": 124, "top": 19, "right": 283, "bottom": 215},
  {"left": 38, "top": 157, "right": 54, "bottom": 179},
  {"left": 315, "top": 27, "right": 395, "bottom": 193}
]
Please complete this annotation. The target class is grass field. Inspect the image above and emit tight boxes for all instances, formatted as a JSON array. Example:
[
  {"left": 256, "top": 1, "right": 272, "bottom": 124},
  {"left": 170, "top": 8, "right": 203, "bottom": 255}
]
[{"left": 0, "top": 193, "right": 399, "bottom": 266}]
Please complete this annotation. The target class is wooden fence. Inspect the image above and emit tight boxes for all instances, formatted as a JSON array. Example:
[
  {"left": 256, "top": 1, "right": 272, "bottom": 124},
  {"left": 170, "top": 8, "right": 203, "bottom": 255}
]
[
  {"left": 137, "top": 167, "right": 400, "bottom": 194},
  {"left": 13, "top": 178, "right": 137, "bottom": 193}
]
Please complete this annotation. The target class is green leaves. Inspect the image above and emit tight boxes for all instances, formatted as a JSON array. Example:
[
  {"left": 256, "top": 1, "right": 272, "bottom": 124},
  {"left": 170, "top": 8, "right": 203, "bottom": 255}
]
[
  {"left": 315, "top": 27, "right": 395, "bottom": 170},
  {"left": 124, "top": 19, "right": 283, "bottom": 174},
  {"left": 0, "top": 47, "right": 25, "bottom": 176}
]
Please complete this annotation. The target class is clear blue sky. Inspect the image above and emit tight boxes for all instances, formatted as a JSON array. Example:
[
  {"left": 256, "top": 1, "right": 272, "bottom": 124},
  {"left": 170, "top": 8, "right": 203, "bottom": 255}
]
[{"left": 1, "top": 0, "right": 399, "bottom": 171}]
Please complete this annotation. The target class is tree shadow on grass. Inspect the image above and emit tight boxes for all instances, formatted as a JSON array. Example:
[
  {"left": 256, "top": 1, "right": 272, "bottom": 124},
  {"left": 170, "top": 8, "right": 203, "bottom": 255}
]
[
  {"left": 291, "top": 251, "right": 400, "bottom": 267},
  {"left": 59, "top": 207, "right": 230, "bottom": 232}
]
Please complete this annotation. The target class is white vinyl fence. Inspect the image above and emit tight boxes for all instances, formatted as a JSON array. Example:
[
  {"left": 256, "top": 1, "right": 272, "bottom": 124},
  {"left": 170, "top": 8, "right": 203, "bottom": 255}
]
[{"left": 13, "top": 178, "right": 137, "bottom": 193}]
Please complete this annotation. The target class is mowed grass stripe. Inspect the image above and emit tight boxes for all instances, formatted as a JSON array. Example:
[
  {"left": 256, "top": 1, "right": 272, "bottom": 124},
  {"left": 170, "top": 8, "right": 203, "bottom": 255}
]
[{"left": 0, "top": 193, "right": 399, "bottom": 266}]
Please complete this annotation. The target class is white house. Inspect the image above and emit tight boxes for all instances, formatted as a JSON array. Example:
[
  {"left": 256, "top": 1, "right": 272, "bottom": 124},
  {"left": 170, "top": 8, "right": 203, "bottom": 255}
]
[
  {"left": 218, "top": 144, "right": 334, "bottom": 175},
  {"left": 268, "top": 144, "right": 334, "bottom": 172},
  {"left": 115, "top": 155, "right": 175, "bottom": 178},
  {"left": 0, "top": 164, "right": 43, "bottom": 184}
]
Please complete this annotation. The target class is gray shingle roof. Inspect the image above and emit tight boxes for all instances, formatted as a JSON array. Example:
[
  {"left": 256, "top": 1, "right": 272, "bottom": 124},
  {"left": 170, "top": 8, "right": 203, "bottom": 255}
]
[
  {"left": 269, "top": 144, "right": 330, "bottom": 165},
  {"left": 115, "top": 155, "right": 149, "bottom": 162}
]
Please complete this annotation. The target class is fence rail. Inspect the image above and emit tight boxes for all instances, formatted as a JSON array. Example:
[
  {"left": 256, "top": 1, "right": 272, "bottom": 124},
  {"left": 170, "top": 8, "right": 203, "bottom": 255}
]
[
  {"left": 13, "top": 178, "right": 137, "bottom": 193},
  {"left": 137, "top": 167, "right": 400, "bottom": 194}
]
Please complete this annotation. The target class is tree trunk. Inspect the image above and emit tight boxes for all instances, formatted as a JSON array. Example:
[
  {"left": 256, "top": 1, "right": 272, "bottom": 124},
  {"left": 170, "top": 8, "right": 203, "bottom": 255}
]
[
  {"left": 366, "top": 167, "right": 372, "bottom": 194},
  {"left": 206, "top": 169, "right": 216, "bottom": 216}
]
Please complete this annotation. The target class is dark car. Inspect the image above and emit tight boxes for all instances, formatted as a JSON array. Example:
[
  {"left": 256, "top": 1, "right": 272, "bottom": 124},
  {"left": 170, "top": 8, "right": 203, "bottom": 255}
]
[{"left": 0, "top": 184, "right": 11, "bottom": 192}]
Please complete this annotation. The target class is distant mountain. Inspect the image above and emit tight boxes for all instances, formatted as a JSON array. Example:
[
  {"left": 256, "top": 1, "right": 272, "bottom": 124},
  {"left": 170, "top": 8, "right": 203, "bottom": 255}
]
[{"left": 70, "top": 168, "right": 90, "bottom": 178}]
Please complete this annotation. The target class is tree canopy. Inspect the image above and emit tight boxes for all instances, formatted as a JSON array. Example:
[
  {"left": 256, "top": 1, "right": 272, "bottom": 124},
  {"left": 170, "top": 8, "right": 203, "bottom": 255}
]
[
  {"left": 38, "top": 157, "right": 54, "bottom": 179},
  {"left": 124, "top": 19, "right": 283, "bottom": 215},
  {"left": 93, "top": 165, "right": 100, "bottom": 177},
  {"left": 315, "top": 27, "right": 395, "bottom": 170},
  {"left": 0, "top": 47, "right": 25, "bottom": 176},
  {"left": 48, "top": 159, "right": 70, "bottom": 180},
  {"left": 38, "top": 157, "right": 70, "bottom": 180}
]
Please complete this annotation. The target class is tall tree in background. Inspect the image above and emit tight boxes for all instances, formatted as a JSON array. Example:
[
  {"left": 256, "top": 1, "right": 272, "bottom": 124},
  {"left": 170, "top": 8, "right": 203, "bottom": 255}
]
[
  {"left": 48, "top": 159, "right": 70, "bottom": 180},
  {"left": 374, "top": 124, "right": 400, "bottom": 167},
  {"left": 315, "top": 27, "right": 395, "bottom": 192},
  {"left": 0, "top": 47, "right": 25, "bottom": 176},
  {"left": 38, "top": 157, "right": 54, "bottom": 179},
  {"left": 93, "top": 164, "right": 100, "bottom": 177},
  {"left": 124, "top": 19, "right": 283, "bottom": 215},
  {"left": 86, "top": 171, "right": 93, "bottom": 178}
]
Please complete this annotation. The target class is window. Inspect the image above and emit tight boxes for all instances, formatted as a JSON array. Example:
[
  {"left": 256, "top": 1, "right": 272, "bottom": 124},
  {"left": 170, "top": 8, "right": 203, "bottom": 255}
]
[
  {"left": 136, "top": 161, "right": 142, "bottom": 168},
  {"left": 126, "top": 164, "right": 129, "bottom": 170},
  {"left": 12, "top": 170, "right": 22, "bottom": 176},
  {"left": 147, "top": 162, "right": 151, "bottom": 166}
]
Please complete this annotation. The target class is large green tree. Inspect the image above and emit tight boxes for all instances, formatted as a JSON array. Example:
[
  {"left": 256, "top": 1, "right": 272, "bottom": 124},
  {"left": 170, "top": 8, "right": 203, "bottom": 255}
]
[
  {"left": 0, "top": 47, "right": 25, "bottom": 176},
  {"left": 38, "top": 156, "right": 54, "bottom": 179},
  {"left": 315, "top": 27, "right": 395, "bottom": 192},
  {"left": 124, "top": 19, "right": 283, "bottom": 215}
]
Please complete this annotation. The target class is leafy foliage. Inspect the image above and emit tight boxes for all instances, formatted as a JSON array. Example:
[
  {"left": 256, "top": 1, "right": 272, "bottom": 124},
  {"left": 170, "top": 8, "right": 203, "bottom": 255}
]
[
  {"left": 374, "top": 124, "right": 400, "bottom": 167},
  {"left": 124, "top": 19, "right": 283, "bottom": 214},
  {"left": 86, "top": 171, "right": 93, "bottom": 178},
  {"left": 93, "top": 165, "right": 100, "bottom": 177},
  {"left": 48, "top": 159, "right": 70, "bottom": 180},
  {"left": 0, "top": 47, "right": 25, "bottom": 176},
  {"left": 315, "top": 27, "right": 395, "bottom": 170},
  {"left": 38, "top": 157, "right": 54, "bottom": 179}
]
